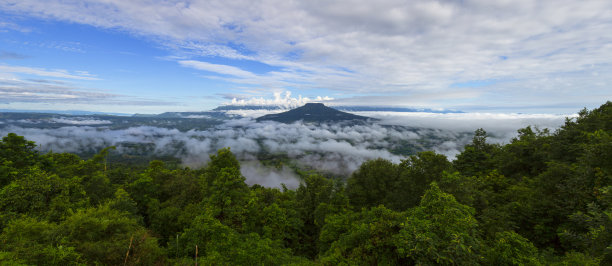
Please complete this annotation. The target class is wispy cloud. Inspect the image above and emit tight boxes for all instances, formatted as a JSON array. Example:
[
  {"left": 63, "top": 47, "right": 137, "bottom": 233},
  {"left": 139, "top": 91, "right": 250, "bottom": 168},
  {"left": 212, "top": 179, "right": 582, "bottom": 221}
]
[
  {"left": 0, "top": 78, "right": 114, "bottom": 103},
  {"left": 0, "top": 65, "right": 99, "bottom": 80},
  {"left": 1, "top": 0, "right": 611, "bottom": 111},
  {"left": 179, "top": 60, "right": 257, "bottom": 79},
  {"left": 0, "top": 76, "right": 177, "bottom": 108},
  {"left": 0, "top": 20, "right": 32, "bottom": 32},
  {"left": 0, "top": 51, "right": 29, "bottom": 60}
]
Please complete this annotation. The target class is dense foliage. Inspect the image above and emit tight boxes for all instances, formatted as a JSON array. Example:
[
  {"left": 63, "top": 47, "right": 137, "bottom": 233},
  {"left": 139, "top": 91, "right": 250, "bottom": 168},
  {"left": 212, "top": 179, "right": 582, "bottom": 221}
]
[{"left": 2, "top": 102, "right": 612, "bottom": 264}]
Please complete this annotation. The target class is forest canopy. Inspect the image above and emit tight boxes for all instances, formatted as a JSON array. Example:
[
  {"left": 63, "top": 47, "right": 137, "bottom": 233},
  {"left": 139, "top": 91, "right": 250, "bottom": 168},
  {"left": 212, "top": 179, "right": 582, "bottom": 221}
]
[{"left": 1, "top": 102, "right": 612, "bottom": 265}]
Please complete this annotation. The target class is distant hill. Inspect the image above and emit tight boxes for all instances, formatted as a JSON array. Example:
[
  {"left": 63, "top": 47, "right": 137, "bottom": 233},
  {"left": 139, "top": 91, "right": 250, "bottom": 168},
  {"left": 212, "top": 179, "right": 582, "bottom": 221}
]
[
  {"left": 214, "top": 104, "right": 463, "bottom": 113},
  {"left": 0, "top": 109, "right": 130, "bottom": 116},
  {"left": 213, "top": 105, "right": 285, "bottom": 111},
  {"left": 333, "top": 106, "right": 464, "bottom": 113},
  {"left": 153, "top": 111, "right": 232, "bottom": 119},
  {"left": 256, "top": 103, "right": 373, "bottom": 123}
]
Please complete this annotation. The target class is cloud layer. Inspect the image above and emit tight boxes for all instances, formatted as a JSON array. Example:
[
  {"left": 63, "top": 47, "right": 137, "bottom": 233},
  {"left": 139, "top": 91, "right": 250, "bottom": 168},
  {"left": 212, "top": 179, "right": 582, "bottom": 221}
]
[
  {"left": 0, "top": 110, "right": 573, "bottom": 187},
  {"left": 0, "top": 118, "right": 450, "bottom": 176},
  {"left": 2, "top": 0, "right": 610, "bottom": 111}
]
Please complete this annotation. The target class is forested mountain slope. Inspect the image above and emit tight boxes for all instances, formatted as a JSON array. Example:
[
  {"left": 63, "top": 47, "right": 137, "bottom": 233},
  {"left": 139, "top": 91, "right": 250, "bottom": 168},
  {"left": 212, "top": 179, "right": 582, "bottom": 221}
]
[{"left": 1, "top": 102, "right": 612, "bottom": 265}]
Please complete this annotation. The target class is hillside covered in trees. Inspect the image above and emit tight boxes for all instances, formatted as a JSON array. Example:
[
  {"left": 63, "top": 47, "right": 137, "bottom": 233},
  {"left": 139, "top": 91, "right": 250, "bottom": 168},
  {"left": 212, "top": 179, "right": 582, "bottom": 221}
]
[{"left": 1, "top": 102, "right": 612, "bottom": 265}]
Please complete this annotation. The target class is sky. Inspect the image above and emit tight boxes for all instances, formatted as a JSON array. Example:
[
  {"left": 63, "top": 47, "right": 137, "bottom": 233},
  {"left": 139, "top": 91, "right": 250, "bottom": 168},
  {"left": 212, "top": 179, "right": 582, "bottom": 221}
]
[{"left": 1, "top": 0, "right": 611, "bottom": 114}]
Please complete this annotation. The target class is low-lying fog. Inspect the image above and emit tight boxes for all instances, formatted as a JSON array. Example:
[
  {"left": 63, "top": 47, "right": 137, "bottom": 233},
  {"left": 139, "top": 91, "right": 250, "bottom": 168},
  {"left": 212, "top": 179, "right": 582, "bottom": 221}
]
[{"left": 0, "top": 111, "right": 574, "bottom": 188}]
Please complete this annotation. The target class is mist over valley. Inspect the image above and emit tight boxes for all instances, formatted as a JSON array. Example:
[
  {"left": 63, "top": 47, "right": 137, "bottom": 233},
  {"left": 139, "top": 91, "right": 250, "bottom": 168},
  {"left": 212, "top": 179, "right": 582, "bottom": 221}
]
[{"left": 0, "top": 102, "right": 572, "bottom": 188}]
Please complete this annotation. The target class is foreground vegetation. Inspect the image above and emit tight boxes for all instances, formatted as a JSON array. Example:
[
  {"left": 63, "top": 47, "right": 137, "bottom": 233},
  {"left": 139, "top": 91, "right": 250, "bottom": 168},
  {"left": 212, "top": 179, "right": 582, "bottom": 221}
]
[{"left": 1, "top": 102, "right": 612, "bottom": 265}]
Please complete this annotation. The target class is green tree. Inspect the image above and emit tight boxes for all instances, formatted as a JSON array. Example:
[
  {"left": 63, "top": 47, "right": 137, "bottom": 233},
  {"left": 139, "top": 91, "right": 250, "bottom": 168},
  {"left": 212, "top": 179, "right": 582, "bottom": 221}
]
[
  {"left": 147, "top": 162, "right": 202, "bottom": 245},
  {"left": 107, "top": 188, "right": 140, "bottom": 218},
  {"left": 0, "top": 133, "right": 40, "bottom": 188},
  {"left": 200, "top": 147, "right": 241, "bottom": 195},
  {"left": 244, "top": 185, "right": 302, "bottom": 248},
  {"left": 295, "top": 174, "right": 348, "bottom": 258},
  {"left": 175, "top": 212, "right": 303, "bottom": 264},
  {"left": 0, "top": 216, "right": 83, "bottom": 265},
  {"left": 497, "top": 126, "right": 551, "bottom": 179},
  {"left": 0, "top": 168, "right": 87, "bottom": 223},
  {"left": 390, "top": 151, "right": 451, "bottom": 210},
  {"left": 0, "top": 133, "right": 39, "bottom": 169},
  {"left": 203, "top": 165, "right": 250, "bottom": 230},
  {"left": 485, "top": 231, "right": 540, "bottom": 265},
  {"left": 59, "top": 203, "right": 163, "bottom": 265},
  {"left": 394, "top": 183, "right": 483, "bottom": 265},
  {"left": 454, "top": 128, "right": 499, "bottom": 177},
  {"left": 346, "top": 158, "right": 398, "bottom": 210},
  {"left": 319, "top": 206, "right": 407, "bottom": 265}
]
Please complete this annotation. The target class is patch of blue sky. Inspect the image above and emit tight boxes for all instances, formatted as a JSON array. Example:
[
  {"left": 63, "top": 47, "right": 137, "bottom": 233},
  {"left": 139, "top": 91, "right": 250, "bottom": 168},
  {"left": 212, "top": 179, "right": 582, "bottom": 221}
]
[
  {"left": 2, "top": 13, "right": 304, "bottom": 104},
  {"left": 332, "top": 66, "right": 357, "bottom": 76},
  {"left": 223, "top": 41, "right": 257, "bottom": 57},
  {"left": 221, "top": 23, "right": 243, "bottom": 33},
  {"left": 450, "top": 80, "right": 497, "bottom": 88},
  {"left": 283, "top": 49, "right": 303, "bottom": 61},
  {"left": 2, "top": 15, "right": 164, "bottom": 79},
  {"left": 4, "top": 15, "right": 157, "bottom": 55},
  {"left": 0, "top": 15, "right": 242, "bottom": 104}
]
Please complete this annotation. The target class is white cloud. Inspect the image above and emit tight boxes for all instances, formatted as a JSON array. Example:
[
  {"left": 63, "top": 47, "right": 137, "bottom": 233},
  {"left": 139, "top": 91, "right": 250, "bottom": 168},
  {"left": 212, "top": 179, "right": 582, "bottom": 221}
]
[
  {"left": 0, "top": 77, "right": 115, "bottom": 103},
  {"left": 51, "top": 117, "right": 112, "bottom": 125},
  {"left": 241, "top": 161, "right": 301, "bottom": 189},
  {"left": 1, "top": 0, "right": 611, "bottom": 111},
  {"left": 0, "top": 108, "right": 573, "bottom": 181},
  {"left": 179, "top": 60, "right": 257, "bottom": 78},
  {"left": 0, "top": 65, "right": 99, "bottom": 80},
  {"left": 224, "top": 91, "right": 334, "bottom": 108},
  {"left": 0, "top": 20, "right": 32, "bottom": 32},
  {"left": 0, "top": 117, "right": 448, "bottom": 177},
  {"left": 0, "top": 76, "right": 176, "bottom": 108},
  {"left": 357, "top": 111, "right": 574, "bottom": 140}
]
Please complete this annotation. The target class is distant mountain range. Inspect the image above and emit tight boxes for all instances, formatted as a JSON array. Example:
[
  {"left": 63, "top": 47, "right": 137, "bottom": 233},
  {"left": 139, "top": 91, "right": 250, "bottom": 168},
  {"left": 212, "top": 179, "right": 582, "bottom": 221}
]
[
  {"left": 0, "top": 109, "right": 130, "bottom": 116},
  {"left": 0, "top": 104, "right": 462, "bottom": 121},
  {"left": 148, "top": 111, "right": 234, "bottom": 119},
  {"left": 215, "top": 105, "right": 463, "bottom": 113},
  {"left": 334, "top": 106, "right": 463, "bottom": 113},
  {"left": 213, "top": 105, "right": 286, "bottom": 111},
  {"left": 256, "top": 103, "right": 374, "bottom": 123}
]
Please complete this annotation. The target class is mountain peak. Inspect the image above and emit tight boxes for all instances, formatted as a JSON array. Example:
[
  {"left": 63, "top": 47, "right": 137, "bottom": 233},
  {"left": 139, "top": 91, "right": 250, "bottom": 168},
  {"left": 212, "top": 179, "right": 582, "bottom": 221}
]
[
  {"left": 303, "top": 102, "right": 324, "bottom": 107},
  {"left": 256, "top": 103, "right": 373, "bottom": 123}
]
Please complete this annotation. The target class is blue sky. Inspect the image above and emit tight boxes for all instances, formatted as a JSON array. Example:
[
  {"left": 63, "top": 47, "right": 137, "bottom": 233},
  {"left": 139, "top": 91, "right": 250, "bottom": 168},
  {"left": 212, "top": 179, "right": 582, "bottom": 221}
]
[{"left": 1, "top": 0, "right": 611, "bottom": 114}]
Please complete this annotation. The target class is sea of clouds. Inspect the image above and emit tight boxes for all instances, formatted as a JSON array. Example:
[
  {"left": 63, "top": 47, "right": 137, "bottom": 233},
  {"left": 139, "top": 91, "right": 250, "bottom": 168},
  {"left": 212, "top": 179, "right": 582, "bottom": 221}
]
[{"left": 0, "top": 111, "right": 574, "bottom": 188}]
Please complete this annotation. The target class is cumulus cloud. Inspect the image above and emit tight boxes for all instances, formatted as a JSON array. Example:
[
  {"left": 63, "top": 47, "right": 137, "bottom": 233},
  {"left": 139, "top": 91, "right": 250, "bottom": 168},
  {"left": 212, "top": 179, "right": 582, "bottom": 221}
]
[{"left": 225, "top": 91, "right": 334, "bottom": 108}]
